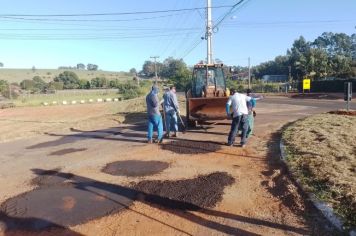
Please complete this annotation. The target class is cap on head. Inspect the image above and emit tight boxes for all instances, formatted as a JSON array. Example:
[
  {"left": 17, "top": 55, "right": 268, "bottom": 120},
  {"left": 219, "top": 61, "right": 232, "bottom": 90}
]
[
  {"left": 246, "top": 89, "right": 252, "bottom": 95},
  {"left": 151, "top": 85, "right": 159, "bottom": 94}
]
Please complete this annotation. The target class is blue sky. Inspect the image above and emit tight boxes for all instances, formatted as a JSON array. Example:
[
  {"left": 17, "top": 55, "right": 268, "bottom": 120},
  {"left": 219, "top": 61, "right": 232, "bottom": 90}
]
[{"left": 0, "top": 0, "right": 355, "bottom": 71}]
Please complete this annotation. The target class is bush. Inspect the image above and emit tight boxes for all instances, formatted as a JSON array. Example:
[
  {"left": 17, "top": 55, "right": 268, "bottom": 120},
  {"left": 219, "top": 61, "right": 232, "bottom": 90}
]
[
  {"left": 20, "top": 79, "right": 36, "bottom": 90},
  {"left": 117, "top": 81, "right": 150, "bottom": 100},
  {"left": 47, "top": 81, "right": 64, "bottom": 90},
  {"left": 54, "top": 71, "right": 80, "bottom": 89},
  {"left": 109, "top": 79, "right": 120, "bottom": 88},
  {"left": 0, "top": 80, "right": 8, "bottom": 95},
  {"left": 122, "top": 89, "right": 139, "bottom": 100},
  {"left": 90, "top": 77, "right": 107, "bottom": 88},
  {"left": 1, "top": 88, "right": 19, "bottom": 99}
]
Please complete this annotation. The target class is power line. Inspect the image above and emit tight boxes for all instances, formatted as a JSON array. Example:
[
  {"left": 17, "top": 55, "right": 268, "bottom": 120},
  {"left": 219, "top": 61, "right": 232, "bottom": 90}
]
[
  {"left": 0, "top": 27, "right": 201, "bottom": 31},
  {"left": 0, "top": 12, "right": 191, "bottom": 22},
  {"left": 213, "top": 0, "right": 247, "bottom": 30},
  {"left": 0, "top": 5, "right": 233, "bottom": 17}
]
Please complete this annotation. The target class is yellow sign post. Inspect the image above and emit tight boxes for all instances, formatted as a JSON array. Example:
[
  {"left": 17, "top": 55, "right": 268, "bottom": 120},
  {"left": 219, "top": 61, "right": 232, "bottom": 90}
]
[{"left": 303, "top": 78, "right": 311, "bottom": 92}]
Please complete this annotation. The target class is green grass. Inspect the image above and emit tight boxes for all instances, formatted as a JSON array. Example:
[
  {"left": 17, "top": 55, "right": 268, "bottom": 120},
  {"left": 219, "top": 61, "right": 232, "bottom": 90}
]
[
  {"left": 14, "top": 90, "right": 122, "bottom": 107},
  {"left": 0, "top": 68, "right": 132, "bottom": 83},
  {"left": 282, "top": 113, "right": 356, "bottom": 228}
]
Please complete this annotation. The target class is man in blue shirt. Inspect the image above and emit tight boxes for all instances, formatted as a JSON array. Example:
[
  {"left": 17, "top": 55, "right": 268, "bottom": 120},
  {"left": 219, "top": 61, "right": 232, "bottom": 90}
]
[
  {"left": 146, "top": 85, "right": 163, "bottom": 143},
  {"left": 246, "top": 89, "right": 257, "bottom": 138},
  {"left": 163, "top": 86, "right": 180, "bottom": 138}
]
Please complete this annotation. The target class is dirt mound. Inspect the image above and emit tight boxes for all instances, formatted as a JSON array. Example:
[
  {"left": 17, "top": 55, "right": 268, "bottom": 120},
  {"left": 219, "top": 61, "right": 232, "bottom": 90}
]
[
  {"left": 134, "top": 172, "right": 235, "bottom": 210},
  {"left": 328, "top": 110, "right": 356, "bottom": 116},
  {"left": 161, "top": 140, "right": 221, "bottom": 154},
  {"left": 102, "top": 160, "right": 169, "bottom": 177}
]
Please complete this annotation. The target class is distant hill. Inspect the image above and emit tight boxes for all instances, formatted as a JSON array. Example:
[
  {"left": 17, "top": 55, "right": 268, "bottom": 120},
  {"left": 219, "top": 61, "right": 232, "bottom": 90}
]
[{"left": 0, "top": 69, "right": 132, "bottom": 83}]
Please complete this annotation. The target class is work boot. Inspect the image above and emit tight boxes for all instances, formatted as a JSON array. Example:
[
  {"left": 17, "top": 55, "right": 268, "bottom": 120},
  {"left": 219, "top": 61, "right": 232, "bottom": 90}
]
[
  {"left": 165, "top": 133, "right": 170, "bottom": 138},
  {"left": 171, "top": 132, "right": 178, "bottom": 138}
]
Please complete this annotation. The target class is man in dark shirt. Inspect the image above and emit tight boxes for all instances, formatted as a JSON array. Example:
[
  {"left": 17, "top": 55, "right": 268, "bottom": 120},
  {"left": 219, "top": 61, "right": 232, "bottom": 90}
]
[
  {"left": 163, "top": 86, "right": 180, "bottom": 138},
  {"left": 146, "top": 85, "right": 163, "bottom": 143}
]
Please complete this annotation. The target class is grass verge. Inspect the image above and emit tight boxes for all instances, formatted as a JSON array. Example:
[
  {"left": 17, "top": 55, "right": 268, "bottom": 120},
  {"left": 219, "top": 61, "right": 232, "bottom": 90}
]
[{"left": 282, "top": 113, "right": 356, "bottom": 228}]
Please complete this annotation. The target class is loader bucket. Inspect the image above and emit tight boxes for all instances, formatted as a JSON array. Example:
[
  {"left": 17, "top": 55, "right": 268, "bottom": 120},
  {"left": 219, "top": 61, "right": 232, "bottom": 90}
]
[{"left": 188, "top": 97, "right": 229, "bottom": 121}]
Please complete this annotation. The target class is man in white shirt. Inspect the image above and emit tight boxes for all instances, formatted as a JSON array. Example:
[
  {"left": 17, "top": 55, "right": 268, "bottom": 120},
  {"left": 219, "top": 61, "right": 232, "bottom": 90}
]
[{"left": 226, "top": 90, "right": 252, "bottom": 147}]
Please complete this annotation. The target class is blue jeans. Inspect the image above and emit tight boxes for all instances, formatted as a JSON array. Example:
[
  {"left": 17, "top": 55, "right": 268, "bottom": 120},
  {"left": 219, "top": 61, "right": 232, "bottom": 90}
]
[
  {"left": 165, "top": 110, "right": 178, "bottom": 134},
  {"left": 147, "top": 114, "right": 163, "bottom": 141},
  {"left": 246, "top": 114, "right": 254, "bottom": 138},
  {"left": 228, "top": 114, "right": 248, "bottom": 145}
]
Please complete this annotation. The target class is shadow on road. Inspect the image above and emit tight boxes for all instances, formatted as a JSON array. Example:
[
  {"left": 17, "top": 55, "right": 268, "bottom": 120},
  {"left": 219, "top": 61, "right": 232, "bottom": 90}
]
[{"left": 0, "top": 169, "right": 310, "bottom": 236}]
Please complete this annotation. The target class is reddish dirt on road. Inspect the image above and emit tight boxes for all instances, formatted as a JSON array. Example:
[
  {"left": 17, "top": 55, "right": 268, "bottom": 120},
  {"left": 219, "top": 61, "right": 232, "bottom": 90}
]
[{"left": 0, "top": 97, "right": 352, "bottom": 235}]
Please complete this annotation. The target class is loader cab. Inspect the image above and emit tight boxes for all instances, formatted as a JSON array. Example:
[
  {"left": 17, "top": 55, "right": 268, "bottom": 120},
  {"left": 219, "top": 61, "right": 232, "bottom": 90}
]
[{"left": 191, "top": 64, "right": 226, "bottom": 98}]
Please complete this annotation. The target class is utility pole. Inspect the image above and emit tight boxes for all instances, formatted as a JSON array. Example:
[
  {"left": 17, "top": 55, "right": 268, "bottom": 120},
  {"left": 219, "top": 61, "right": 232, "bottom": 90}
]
[
  {"left": 206, "top": 0, "right": 213, "bottom": 64},
  {"left": 248, "top": 57, "right": 251, "bottom": 89},
  {"left": 150, "top": 56, "right": 159, "bottom": 83}
]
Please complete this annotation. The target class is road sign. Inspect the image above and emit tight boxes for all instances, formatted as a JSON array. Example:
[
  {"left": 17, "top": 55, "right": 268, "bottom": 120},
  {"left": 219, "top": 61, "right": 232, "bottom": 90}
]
[{"left": 303, "top": 79, "right": 311, "bottom": 90}]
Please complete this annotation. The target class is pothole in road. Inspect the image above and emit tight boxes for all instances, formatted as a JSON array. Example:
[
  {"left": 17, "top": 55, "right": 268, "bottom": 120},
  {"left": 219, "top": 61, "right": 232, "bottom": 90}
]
[
  {"left": 102, "top": 160, "right": 169, "bottom": 177},
  {"left": 0, "top": 170, "right": 233, "bottom": 231},
  {"left": 31, "top": 169, "right": 74, "bottom": 187},
  {"left": 161, "top": 140, "right": 221, "bottom": 154},
  {"left": 134, "top": 172, "right": 235, "bottom": 210},
  {"left": 1, "top": 172, "right": 136, "bottom": 231}
]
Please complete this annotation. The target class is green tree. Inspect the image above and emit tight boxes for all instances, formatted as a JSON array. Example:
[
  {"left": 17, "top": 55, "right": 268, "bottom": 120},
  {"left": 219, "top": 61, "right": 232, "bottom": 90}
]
[
  {"left": 87, "top": 63, "right": 98, "bottom": 71},
  {"left": 160, "top": 57, "right": 191, "bottom": 89},
  {"left": 54, "top": 71, "right": 80, "bottom": 89},
  {"left": 141, "top": 60, "right": 156, "bottom": 77},
  {"left": 129, "top": 68, "right": 137, "bottom": 75},
  {"left": 90, "top": 77, "right": 107, "bottom": 88},
  {"left": 78, "top": 79, "right": 89, "bottom": 89},
  {"left": 77, "top": 63, "right": 85, "bottom": 70}
]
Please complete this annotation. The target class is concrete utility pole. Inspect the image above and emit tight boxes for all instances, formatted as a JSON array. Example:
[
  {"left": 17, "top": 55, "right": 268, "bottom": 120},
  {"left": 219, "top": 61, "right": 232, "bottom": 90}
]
[
  {"left": 206, "top": 0, "right": 213, "bottom": 64},
  {"left": 248, "top": 57, "right": 251, "bottom": 89},
  {"left": 150, "top": 56, "right": 159, "bottom": 83}
]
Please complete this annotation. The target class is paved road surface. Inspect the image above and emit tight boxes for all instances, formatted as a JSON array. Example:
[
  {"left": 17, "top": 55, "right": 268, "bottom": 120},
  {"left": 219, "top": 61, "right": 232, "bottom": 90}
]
[{"left": 0, "top": 97, "right": 353, "bottom": 235}]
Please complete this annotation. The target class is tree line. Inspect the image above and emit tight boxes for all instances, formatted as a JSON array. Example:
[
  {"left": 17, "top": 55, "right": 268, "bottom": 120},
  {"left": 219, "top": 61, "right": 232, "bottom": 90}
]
[
  {"left": 253, "top": 32, "right": 356, "bottom": 80},
  {"left": 58, "top": 63, "right": 99, "bottom": 71}
]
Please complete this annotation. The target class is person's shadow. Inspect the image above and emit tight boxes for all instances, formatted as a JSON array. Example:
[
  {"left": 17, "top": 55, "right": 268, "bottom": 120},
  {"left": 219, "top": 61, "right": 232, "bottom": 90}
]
[{"left": 1, "top": 169, "right": 309, "bottom": 236}]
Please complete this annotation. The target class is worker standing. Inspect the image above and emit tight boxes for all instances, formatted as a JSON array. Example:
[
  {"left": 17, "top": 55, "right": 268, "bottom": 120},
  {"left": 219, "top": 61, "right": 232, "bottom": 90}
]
[
  {"left": 163, "top": 86, "right": 180, "bottom": 138},
  {"left": 146, "top": 85, "right": 163, "bottom": 143},
  {"left": 226, "top": 91, "right": 252, "bottom": 147},
  {"left": 245, "top": 89, "right": 262, "bottom": 138}
]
